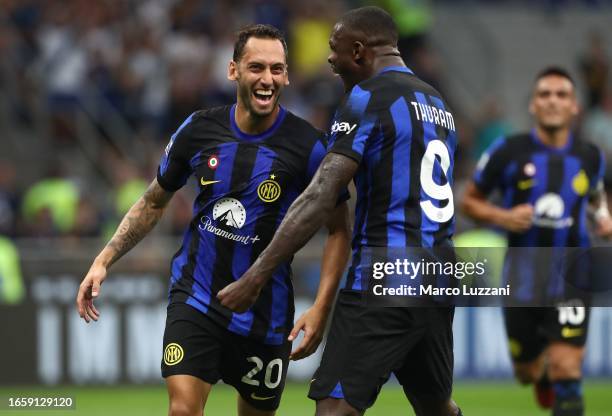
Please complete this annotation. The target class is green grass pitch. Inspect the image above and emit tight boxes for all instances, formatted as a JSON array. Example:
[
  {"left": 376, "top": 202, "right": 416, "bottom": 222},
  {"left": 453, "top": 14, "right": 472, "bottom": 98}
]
[{"left": 1, "top": 381, "right": 610, "bottom": 415}]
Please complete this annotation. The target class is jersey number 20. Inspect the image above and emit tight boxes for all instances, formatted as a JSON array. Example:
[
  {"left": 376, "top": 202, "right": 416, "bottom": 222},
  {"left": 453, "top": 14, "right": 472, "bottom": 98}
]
[
  {"left": 420, "top": 139, "right": 454, "bottom": 223},
  {"left": 241, "top": 356, "right": 283, "bottom": 389}
]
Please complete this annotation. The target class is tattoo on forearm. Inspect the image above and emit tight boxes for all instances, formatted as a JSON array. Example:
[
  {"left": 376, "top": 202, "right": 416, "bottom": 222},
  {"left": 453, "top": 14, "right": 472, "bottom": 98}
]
[{"left": 105, "top": 180, "right": 172, "bottom": 266}]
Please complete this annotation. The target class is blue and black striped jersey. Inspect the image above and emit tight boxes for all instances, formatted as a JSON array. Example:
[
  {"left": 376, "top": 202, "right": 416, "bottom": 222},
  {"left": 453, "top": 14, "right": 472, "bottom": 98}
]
[
  {"left": 474, "top": 130, "right": 605, "bottom": 248},
  {"left": 157, "top": 105, "right": 330, "bottom": 344},
  {"left": 327, "top": 66, "right": 457, "bottom": 291}
]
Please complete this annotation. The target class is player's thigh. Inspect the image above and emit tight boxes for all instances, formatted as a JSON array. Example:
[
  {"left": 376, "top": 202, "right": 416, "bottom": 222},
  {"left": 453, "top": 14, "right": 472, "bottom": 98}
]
[
  {"left": 220, "top": 333, "right": 291, "bottom": 413},
  {"left": 503, "top": 307, "right": 548, "bottom": 376},
  {"left": 309, "top": 290, "right": 426, "bottom": 412},
  {"left": 396, "top": 307, "right": 455, "bottom": 411},
  {"left": 166, "top": 375, "right": 211, "bottom": 416},
  {"left": 161, "top": 303, "right": 224, "bottom": 413},
  {"left": 542, "top": 305, "right": 589, "bottom": 379}
]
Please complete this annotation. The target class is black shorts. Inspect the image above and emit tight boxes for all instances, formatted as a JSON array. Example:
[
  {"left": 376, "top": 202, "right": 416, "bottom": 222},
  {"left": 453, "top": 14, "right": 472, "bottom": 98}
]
[
  {"left": 504, "top": 305, "right": 590, "bottom": 363},
  {"left": 161, "top": 303, "right": 291, "bottom": 411},
  {"left": 308, "top": 290, "right": 454, "bottom": 411}
]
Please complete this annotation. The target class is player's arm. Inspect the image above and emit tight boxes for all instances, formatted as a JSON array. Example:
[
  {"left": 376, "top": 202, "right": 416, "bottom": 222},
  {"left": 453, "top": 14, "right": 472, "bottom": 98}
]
[
  {"left": 76, "top": 178, "right": 174, "bottom": 322},
  {"left": 588, "top": 181, "right": 612, "bottom": 238},
  {"left": 289, "top": 200, "right": 351, "bottom": 360},
  {"left": 461, "top": 181, "right": 533, "bottom": 233},
  {"left": 218, "top": 153, "right": 358, "bottom": 312}
]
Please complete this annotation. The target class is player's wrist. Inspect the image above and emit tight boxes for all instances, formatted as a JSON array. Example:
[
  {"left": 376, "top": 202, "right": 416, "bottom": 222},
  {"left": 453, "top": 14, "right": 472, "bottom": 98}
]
[{"left": 93, "top": 255, "right": 111, "bottom": 270}]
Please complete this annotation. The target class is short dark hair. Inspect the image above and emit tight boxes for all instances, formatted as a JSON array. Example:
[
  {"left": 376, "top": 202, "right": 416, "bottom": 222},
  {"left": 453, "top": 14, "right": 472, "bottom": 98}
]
[
  {"left": 337, "top": 6, "right": 398, "bottom": 47},
  {"left": 535, "top": 66, "right": 576, "bottom": 86},
  {"left": 233, "top": 24, "right": 288, "bottom": 62}
]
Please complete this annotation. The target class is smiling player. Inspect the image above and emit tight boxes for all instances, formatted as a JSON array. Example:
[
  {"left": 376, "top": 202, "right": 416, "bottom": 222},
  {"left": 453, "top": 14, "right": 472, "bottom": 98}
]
[
  {"left": 462, "top": 67, "right": 612, "bottom": 416},
  {"left": 76, "top": 24, "right": 350, "bottom": 416}
]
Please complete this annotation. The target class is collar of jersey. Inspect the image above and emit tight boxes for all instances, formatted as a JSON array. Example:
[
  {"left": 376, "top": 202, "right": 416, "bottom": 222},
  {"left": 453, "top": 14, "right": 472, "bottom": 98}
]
[
  {"left": 529, "top": 128, "right": 573, "bottom": 153},
  {"left": 377, "top": 66, "right": 414, "bottom": 75},
  {"left": 230, "top": 104, "right": 286, "bottom": 141}
]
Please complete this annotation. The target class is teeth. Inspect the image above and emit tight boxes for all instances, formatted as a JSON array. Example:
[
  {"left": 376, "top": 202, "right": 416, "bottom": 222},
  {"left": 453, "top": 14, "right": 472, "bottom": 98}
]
[{"left": 255, "top": 90, "right": 272, "bottom": 96}]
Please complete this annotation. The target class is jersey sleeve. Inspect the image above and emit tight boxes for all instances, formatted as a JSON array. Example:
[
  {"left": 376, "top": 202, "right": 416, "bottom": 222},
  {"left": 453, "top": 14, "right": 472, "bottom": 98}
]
[
  {"left": 472, "top": 137, "right": 510, "bottom": 195},
  {"left": 307, "top": 135, "right": 350, "bottom": 205},
  {"left": 327, "top": 85, "right": 376, "bottom": 164},
  {"left": 157, "top": 113, "right": 196, "bottom": 192}
]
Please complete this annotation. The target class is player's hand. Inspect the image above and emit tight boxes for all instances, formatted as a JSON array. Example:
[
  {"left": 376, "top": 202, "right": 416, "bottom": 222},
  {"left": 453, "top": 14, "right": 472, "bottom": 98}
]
[
  {"left": 502, "top": 204, "right": 534, "bottom": 233},
  {"left": 595, "top": 216, "right": 612, "bottom": 238},
  {"left": 217, "top": 274, "right": 263, "bottom": 313},
  {"left": 288, "top": 305, "right": 328, "bottom": 361},
  {"left": 76, "top": 261, "right": 106, "bottom": 323}
]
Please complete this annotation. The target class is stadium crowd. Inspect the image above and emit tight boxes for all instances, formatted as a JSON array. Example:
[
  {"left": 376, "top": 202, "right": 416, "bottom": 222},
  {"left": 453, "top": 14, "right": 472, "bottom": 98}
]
[{"left": 0, "top": 0, "right": 610, "bottom": 242}]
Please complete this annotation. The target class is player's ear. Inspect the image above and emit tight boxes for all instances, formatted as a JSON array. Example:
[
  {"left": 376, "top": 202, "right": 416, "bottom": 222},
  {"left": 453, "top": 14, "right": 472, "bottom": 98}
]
[
  {"left": 228, "top": 60, "right": 238, "bottom": 81},
  {"left": 353, "top": 40, "right": 365, "bottom": 61}
]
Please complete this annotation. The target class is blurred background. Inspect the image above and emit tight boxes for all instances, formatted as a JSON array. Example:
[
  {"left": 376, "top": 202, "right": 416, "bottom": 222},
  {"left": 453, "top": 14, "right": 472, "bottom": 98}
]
[{"left": 1, "top": 0, "right": 612, "bottom": 414}]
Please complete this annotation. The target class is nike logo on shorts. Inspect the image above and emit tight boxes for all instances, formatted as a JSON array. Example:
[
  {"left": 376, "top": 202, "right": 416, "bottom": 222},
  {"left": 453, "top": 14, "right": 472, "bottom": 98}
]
[{"left": 250, "top": 393, "right": 276, "bottom": 401}]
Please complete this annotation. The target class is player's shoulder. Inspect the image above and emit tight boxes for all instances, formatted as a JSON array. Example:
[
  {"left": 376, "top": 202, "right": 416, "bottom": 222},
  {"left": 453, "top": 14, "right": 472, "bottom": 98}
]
[
  {"left": 280, "top": 109, "right": 325, "bottom": 144},
  {"left": 571, "top": 135, "right": 603, "bottom": 164},
  {"left": 191, "top": 105, "right": 232, "bottom": 126},
  {"left": 572, "top": 135, "right": 602, "bottom": 155},
  {"left": 491, "top": 133, "right": 533, "bottom": 154}
]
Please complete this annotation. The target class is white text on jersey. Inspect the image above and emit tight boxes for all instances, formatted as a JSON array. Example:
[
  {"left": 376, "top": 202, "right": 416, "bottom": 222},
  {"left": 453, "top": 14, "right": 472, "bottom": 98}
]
[{"left": 410, "top": 101, "right": 455, "bottom": 132}]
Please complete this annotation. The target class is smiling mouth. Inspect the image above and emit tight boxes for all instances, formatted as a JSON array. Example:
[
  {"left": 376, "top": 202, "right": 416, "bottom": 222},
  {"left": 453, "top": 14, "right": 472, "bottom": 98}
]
[{"left": 253, "top": 89, "right": 274, "bottom": 105}]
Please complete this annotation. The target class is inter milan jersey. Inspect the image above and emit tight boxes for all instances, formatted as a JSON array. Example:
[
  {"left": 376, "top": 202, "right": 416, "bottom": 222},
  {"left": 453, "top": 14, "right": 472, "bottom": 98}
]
[
  {"left": 474, "top": 130, "right": 604, "bottom": 248},
  {"left": 327, "top": 66, "right": 457, "bottom": 291},
  {"left": 474, "top": 131, "right": 605, "bottom": 302},
  {"left": 158, "top": 105, "right": 328, "bottom": 344}
]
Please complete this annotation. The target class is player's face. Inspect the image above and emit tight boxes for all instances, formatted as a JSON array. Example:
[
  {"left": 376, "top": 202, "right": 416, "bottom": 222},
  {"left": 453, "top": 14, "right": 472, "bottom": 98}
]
[
  {"left": 328, "top": 24, "right": 361, "bottom": 91},
  {"left": 530, "top": 75, "right": 578, "bottom": 130},
  {"left": 229, "top": 37, "right": 289, "bottom": 117}
]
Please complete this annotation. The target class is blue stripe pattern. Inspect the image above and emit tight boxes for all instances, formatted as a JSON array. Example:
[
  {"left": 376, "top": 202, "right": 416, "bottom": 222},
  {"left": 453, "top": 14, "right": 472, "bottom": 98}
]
[
  {"left": 474, "top": 136, "right": 506, "bottom": 186},
  {"left": 388, "top": 97, "right": 412, "bottom": 246},
  {"left": 187, "top": 143, "right": 238, "bottom": 312},
  {"left": 228, "top": 147, "right": 276, "bottom": 335},
  {"left": 160, "top": 112, "right": 195, "bottom": 176},
  {"left": 414, "top": 92, "right": 439, "bottom": 247}
]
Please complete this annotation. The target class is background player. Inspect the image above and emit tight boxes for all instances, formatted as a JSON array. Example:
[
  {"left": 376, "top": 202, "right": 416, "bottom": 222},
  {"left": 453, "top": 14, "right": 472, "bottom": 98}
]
[
  {"left": 76, "top": 24, "right": 350, "bottom": 416},
  {"left": 219, "top": 7, "right": 462, "bottom": 416},
  {"left": 461, "top": 67, "right": 612, "bottom": 416}
]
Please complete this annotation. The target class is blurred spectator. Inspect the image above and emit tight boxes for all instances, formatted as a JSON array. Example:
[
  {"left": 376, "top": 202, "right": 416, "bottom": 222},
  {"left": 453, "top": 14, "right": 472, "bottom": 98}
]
[
  {"left": 0, "top": 235, "right": 25, "bottom": 305},
  {"left": 290, "top": 2, "right": 337, "bottom": 79},
  {"left": 21, "top": 165, "right": 80, "bottom": 236},
  {"left": 579, "top": 31, "right": 609, "bottom": 110}
]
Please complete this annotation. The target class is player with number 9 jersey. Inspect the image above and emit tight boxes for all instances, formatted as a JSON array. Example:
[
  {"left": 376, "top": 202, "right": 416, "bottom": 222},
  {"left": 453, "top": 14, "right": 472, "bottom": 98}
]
[
  {"left": 326, "top": 65, "right": 456, "bottom": 291},
  {"left": 307, "top": 12, "right": 458, "bottom": 413}
]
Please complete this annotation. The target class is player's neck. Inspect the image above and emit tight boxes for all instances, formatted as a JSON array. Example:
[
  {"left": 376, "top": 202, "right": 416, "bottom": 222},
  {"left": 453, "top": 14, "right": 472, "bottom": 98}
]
[
  {"left": 234, "top": 103, "right": 280, "bottom": 135},
  {"left": 370, "top": 45, "right": 405, "bottom": 76},
  {"left": 534, "top": 126, "right": 571, "bottom": 148}
]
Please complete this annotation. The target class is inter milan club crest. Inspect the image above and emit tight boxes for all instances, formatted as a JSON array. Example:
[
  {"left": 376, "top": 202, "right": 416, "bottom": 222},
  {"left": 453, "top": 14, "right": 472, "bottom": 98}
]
[
  {"left": 208, "top": 155, "right": 219, "bottom": 169},
  {"left": 257, "top": 174, "right": 281, "bottom": 203}
]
